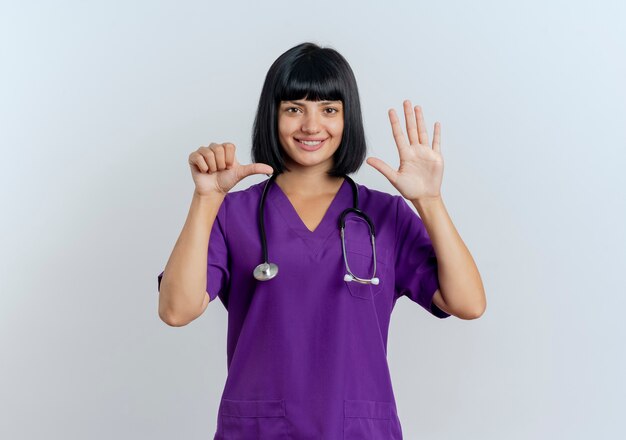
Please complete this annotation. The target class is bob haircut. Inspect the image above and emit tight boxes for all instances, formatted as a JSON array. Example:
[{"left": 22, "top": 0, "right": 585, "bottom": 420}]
[{"left": 251, "top": 42, "right": 367, "bottom": 177}]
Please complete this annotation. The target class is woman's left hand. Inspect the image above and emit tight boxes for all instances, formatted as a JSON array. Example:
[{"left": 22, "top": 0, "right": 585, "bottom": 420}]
[{"left": 366, "top": 99, "right": 443, "bottom": 202}]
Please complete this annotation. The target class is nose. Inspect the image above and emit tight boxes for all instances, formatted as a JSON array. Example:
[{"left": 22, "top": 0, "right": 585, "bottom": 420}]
[{"left": 301, "top": 111, "right": 320, "bottom": 134}]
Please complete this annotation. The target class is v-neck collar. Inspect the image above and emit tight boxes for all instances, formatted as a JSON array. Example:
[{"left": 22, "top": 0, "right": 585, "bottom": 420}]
[{"left": 265, "top": 177, "right": 352, "bottom": 257}]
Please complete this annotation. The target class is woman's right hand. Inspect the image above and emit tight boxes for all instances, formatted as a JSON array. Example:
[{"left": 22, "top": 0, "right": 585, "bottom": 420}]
[{"left": 188, "top": 142, "right": 274, "bottom": 196}]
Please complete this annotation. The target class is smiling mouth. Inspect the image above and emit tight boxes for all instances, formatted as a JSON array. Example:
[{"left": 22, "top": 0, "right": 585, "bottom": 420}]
[
  {"left": 295, "top": 138, "right": 327, "bottom": 144},
  {"left": 294, "top": 138, "right": 327, "bottom": 151}
]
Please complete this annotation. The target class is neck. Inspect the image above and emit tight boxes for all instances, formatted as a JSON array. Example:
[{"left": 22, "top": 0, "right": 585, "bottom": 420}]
[{"left": 274, "top": 168, "right": 345, "bottom": 197}]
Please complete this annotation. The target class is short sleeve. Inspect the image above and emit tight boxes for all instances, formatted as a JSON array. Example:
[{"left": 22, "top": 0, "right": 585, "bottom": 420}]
[
  {"left": 394, "top": 196, "right": 451, "bottom": 319},
  {"left": 157, "top": 198, "right": 230, "bottom": 304}
]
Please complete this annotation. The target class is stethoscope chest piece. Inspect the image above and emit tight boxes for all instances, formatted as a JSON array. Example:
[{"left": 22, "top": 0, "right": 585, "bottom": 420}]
[{"left": 253, "top": 262, "right": 279, "bottom": 281}]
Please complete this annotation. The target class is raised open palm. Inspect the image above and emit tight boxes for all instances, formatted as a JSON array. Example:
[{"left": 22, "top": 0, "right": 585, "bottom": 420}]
[{"left": 366, "top": 99, "right": 443, "bottom": 201}]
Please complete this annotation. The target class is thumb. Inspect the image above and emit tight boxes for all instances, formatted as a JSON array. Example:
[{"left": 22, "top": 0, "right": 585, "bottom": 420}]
[
  {"left": 238, "top": 162, "right": 274, "bottom": 179},
  {"left": 366, "top": 157, "right": 396, "bottom": 182}
]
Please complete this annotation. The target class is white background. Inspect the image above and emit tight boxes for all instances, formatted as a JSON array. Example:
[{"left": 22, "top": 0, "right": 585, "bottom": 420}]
[{"left": 1, "top": 0, "right": 624, "bottom": 438}]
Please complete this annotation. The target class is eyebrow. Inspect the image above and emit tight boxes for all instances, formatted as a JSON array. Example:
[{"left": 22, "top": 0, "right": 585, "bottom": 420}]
[{"left": 283, "top": 100, "right": 342, "bottom": 106}]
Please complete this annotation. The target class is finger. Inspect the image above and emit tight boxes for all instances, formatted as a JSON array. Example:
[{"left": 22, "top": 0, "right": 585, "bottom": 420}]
[
  {"left": 201, "top": 149, "right": 217, "bottom": 173},
  {"left": 214, "top": 144, "right": 226, "bottom": 170},
  {"left": 388, "top": 108, "right": 409, "bottom": 152},
  {"left": 415, "top": 105, "right": 429, "bottom": 146},
  {"left": 366, "top": 157, "right": 397, "bottom": 184},
  {"left": 255, "top": 162, "right": 274, "bottom": 175},
  {"left": 223, "top": 143, "right": 235, "bottom": 168},
  {"left": 190, "top": 151, "right": 209, "bottom": 172},
  {"left": 404, "top": 100, "right": 419, "bottom": 145},
  {"left": 239, "top": 162, "right": 274, "bottom": 178},
  {"left": 433, "top": 122, "right": 441, "bottom": 153}
]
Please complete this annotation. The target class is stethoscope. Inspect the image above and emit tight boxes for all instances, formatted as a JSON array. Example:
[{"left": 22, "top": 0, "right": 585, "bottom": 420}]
[{"left": 253, "top": 173, "right": 380, "bottom": 286}]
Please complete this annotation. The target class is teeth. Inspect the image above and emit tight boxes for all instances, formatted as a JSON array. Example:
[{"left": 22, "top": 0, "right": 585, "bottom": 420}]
[{"left": 299, "top": 140, "right": 322, "bottom": 145}]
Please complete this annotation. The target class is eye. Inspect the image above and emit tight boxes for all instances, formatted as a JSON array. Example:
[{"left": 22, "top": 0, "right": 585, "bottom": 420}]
[
  {"left": 286, "top": 107, "right": 301, "bottom": 113},
  {"left": 324, "top": 107, "right": 339, "bottom": 114}
]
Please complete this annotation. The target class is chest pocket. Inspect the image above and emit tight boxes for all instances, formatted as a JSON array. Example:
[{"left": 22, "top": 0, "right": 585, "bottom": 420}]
[{"left": 343, "top": 238, "right": 391, "bottom": 300}]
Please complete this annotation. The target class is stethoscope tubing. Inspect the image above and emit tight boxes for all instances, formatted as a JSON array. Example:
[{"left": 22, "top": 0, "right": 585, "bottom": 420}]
[{"left": 254, "top": 173, "right": 379, "bottom": 285}]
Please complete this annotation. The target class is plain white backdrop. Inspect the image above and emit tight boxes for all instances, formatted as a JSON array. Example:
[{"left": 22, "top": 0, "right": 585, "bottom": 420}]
[{"left": 1, "top": 0, "right": 624, "bottom": 438}]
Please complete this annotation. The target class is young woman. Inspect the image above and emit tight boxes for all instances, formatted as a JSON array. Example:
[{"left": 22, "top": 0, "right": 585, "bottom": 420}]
[{"left": 158, "top": 42, "right": 485, "bottom": 440}]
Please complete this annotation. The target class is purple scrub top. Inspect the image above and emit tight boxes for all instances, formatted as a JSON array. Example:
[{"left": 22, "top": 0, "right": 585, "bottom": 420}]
[{"left": 158, "top": 177, "right": 450, "bottom": 439}]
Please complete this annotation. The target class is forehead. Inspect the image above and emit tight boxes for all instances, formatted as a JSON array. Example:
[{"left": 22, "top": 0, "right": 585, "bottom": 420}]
[{"left": 281, "top": 99, "right": 343, "bottom": 106}]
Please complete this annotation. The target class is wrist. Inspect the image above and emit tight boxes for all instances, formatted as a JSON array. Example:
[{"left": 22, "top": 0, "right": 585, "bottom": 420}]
[
  {"left": 410, "top": 195, "right": 444, "bottom": 215},
  {"left": 193, "top": 190, "right": 226, "bottom": 201},
  {"left": 410, "top": 195, "right": 442, "bottom": 206}
]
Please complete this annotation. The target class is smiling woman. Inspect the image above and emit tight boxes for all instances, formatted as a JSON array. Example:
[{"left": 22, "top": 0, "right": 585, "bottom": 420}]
[{"left": 156, "top": 41, "right": 482, "bottom": 440}]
